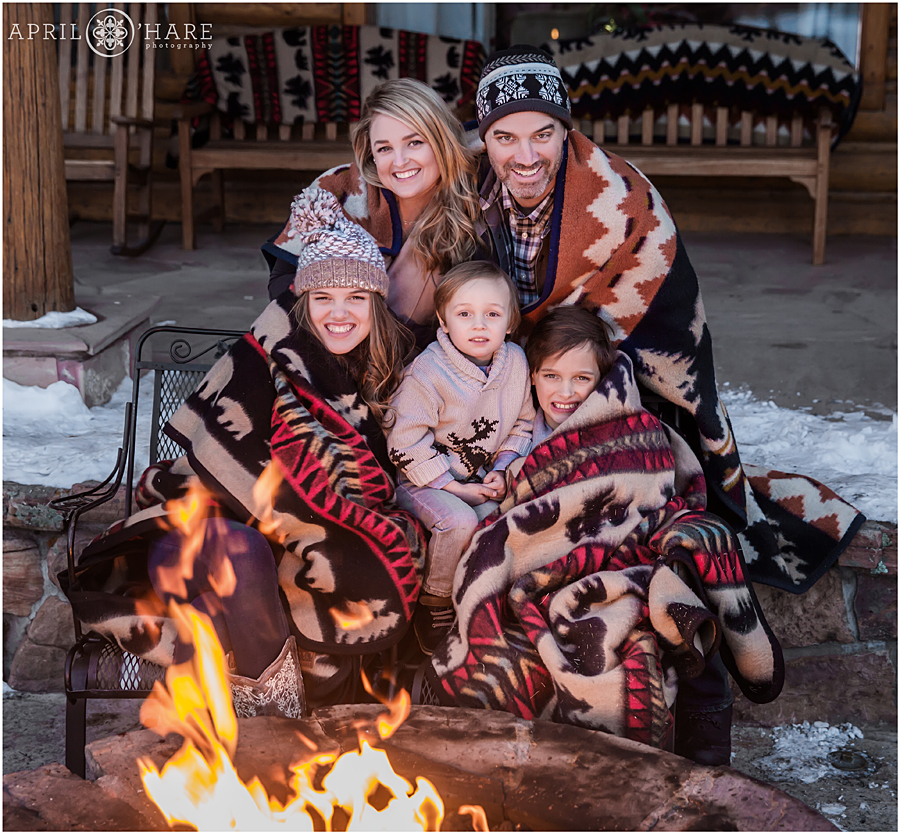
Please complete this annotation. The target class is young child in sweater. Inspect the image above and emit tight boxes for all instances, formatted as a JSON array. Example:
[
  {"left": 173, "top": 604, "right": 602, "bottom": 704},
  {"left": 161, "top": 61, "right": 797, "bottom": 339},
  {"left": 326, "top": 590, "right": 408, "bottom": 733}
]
[{"left": 388, "top": 261, "right": 534, "bottom": 653}]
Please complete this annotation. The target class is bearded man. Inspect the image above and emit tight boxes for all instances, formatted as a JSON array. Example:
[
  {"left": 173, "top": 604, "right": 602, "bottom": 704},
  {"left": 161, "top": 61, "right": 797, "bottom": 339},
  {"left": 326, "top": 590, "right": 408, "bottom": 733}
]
[{"left": 472, "top": 45, "right": 864, "bottom": 766}]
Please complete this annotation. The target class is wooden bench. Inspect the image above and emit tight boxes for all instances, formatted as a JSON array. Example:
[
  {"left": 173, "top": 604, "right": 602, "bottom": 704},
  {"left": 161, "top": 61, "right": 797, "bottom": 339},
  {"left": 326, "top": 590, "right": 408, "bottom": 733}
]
[
  {"left": 59, "top": 2, "right": 164, "bottom": 255},
  {"left": 546, "top": 23, "right": 861, "bottom": 266},
  {"left": 176, "top": 106, "right": 357, "bottom": 249},
  {"left": 581, "top": 105, "right": 834, "bottom": 265},
  {"left": 175, "top": 22, "right": 486, "bottom": 249}
]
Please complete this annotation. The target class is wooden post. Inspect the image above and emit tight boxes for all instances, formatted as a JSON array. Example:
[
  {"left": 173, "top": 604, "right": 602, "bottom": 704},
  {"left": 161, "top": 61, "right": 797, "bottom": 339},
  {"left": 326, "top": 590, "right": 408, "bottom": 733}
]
[
  {"left": 3, "top": 3, "right": 74, "bottom": 321},
  {"left": 859, "top": 3, "right": 891, "bottom": 111}
]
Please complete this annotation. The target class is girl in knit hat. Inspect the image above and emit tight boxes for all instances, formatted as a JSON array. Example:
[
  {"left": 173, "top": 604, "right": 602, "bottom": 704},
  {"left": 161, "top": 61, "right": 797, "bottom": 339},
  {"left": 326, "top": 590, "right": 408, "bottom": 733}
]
[
  {"left": 69, "top": 191, "right": 426, "bottom": 717},
  {"left": 289, "top": 188, "right": 414, "bottom": 424},
  {"left": 387, "top": 261, "right": 534, "bottom": 654}
]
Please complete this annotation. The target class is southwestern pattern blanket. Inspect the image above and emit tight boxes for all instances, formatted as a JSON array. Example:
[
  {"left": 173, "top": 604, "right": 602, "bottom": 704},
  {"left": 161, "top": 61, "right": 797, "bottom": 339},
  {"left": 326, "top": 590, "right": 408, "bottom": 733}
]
[
  {"left": 263, "top": 151, "right": 865, "bottom": 595},
  {"left": 428, "top": 354, "right": 784, "bottom": 747},
  {"left": 502, "top": 130, "right": 865, "bottom": 594},
  {"left": 65, "top": 294, "right": 426, "bottom": 689}
]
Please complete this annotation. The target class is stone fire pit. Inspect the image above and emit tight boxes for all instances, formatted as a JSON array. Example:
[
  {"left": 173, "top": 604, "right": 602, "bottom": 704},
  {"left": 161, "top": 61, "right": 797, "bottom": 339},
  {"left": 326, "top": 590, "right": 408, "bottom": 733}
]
[{"left": 3, "top": 705, "right": 836, "bottom": 831}]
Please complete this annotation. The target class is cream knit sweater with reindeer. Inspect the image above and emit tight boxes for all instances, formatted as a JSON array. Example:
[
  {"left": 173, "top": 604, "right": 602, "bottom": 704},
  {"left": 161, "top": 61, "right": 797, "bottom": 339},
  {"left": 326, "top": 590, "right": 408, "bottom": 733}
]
[{"left": 387, "top": 329, "right": 534, "bottom": 487}]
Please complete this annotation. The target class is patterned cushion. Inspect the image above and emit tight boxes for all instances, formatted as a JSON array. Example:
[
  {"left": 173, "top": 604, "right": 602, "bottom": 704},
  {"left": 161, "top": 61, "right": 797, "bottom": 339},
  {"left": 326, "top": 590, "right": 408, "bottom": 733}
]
[
  {"left": 189, "top": 24, "right": 485, "bottom": 124},
  {"left": 543, "top": 23, "right": 861, "bottom": 140}
]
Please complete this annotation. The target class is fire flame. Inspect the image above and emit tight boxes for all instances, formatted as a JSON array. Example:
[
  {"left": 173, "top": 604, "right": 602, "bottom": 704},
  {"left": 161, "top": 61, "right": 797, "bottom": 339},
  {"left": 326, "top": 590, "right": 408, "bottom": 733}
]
[
  {"left": 251, "top": 461, "right": 286, "bottom": 540},
  {"left": 154, "top": 481, "right": 237, "bottom": 601},
  {"left": 329, "top": 599, "right": 376, "bottom": 631},
  {"left": 138, "top": 463, "right": 487, "bottom": 830},
  {"left": 137, "top": 604, "right": 453, "bottom": 831}
]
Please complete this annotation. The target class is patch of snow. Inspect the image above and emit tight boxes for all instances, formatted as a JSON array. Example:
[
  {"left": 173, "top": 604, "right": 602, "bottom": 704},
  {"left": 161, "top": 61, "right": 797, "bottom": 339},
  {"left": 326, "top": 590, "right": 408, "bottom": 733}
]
[
  {"left": 820, "top": 803, "right": 847, "bottom": 816},
  {"left": 3, "top": 682, "right": 17, "bottom": 697},
  {"left": 3, "top": 307, "right": 97, "bottom": 329},
  {"left": 722, "top": 388, "right": 898, "bottom": 522},
  {"left": 2, "top": 374, "right": 153, "bottom": 487},
  {"left": 755, "top": 721, "right": 864, "bottom": 784}
]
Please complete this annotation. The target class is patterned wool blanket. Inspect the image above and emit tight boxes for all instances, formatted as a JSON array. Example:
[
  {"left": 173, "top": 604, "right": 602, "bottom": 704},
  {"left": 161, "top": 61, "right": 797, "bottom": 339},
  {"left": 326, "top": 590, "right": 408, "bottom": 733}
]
[
  {"left": 544, "top": 23, "right": 861, "bottom": 143},
  {"left": 188, "top": 24, "right": 485, "bottom": 125},
  {"left": 428, "top": 353, "right": 784, "bottom": 748},
  {"left": 492, "top": 129, "right": 865, "bottom": 594},
  {"left": 66, "top": 293, "right": 425, "bottom": 696}
]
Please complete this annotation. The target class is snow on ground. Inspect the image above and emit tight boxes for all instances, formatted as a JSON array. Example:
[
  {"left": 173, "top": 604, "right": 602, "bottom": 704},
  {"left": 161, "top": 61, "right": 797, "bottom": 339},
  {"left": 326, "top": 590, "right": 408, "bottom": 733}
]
[
  {"left": 720, "top": 385, "right": 897, "bottom": 522},
  {"left": 2, "top": 376, "right": 897, "bottom": 522},
  {"left": 3, "top": 307, "right": 97, "bottom": 329},
  {"left": 2, "top": 374, "right": 153, "bottom": 488},
  {"left": 755, "top": 721, "right": 865, "bottom": 784}
]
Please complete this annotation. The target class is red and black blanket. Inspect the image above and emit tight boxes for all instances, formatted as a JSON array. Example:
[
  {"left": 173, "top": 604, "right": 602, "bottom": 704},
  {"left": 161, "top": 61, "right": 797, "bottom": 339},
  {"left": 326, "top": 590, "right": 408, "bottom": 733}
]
[
  {"left": 65, "top": 293, "right": 426, "bottom": 694},
  {"left": 428, "top": 353, "right": 784, "bottom": 748}
]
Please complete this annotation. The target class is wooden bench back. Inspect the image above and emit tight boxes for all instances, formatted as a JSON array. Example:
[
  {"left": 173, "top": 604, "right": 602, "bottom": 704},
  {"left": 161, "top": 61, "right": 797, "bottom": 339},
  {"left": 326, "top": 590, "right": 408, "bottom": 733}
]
[
  {"left": 582, "top": 104, "right": 832, "bottom": 150},
  {"left": 58, "top": 2, "right": 157, "bottom": 145},
  {"left": 209, "top": 111, "right": 349, "bottom": 145}
]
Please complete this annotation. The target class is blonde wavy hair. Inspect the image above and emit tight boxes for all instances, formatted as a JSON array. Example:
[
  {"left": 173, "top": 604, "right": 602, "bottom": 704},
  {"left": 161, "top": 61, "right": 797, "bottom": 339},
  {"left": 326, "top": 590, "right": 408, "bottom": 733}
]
[
  {"left": 351, "top": 78, "right": 482, "bottom": 275},
  {"left": 293, "top": 292, "right": 413, "bottom": 428}
]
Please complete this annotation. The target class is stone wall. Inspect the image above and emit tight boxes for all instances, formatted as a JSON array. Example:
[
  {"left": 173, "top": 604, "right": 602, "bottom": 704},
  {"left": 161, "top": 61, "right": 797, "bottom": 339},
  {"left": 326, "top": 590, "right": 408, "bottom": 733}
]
[
  {"left": 4, "top": 480, "right": 897, "bottom": 726},
  {"left": 3, "top": 482, "right": 128, "bottom": 690},
  {"left": 733, "top": 521, "right": 898, "bottom": 726}
]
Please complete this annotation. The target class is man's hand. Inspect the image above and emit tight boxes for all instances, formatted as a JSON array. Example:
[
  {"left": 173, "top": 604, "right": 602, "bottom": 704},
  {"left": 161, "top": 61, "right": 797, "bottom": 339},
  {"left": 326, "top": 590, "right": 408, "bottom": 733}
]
[
  {"left": 442, "top": 480, "right": 497, "bottom": 506},
  {"left": 481, "top": 470, "right": 508, "bottom": 500}
]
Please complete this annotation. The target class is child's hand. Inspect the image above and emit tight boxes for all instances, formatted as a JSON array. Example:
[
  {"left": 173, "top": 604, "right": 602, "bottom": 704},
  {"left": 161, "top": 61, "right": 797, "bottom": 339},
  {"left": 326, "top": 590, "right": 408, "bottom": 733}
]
[
  {"left": 481, "top": 470, "right": 507, "bottom": 500},
  {"left": 442, "top": 480, "right": 496, "bottom": 506}
]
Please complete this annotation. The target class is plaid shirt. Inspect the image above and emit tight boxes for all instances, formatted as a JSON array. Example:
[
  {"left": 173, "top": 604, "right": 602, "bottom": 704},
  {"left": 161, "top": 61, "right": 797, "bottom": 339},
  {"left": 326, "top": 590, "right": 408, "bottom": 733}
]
[{"left": 481, "top": 179, "right": 554, "bottom": 309}]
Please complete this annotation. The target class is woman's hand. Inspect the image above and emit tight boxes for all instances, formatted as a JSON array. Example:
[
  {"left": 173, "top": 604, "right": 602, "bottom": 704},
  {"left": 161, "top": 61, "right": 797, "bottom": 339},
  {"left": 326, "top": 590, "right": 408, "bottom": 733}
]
[
  {"left": 442, "top": 480, "right": 497, "bottom": 506},
  {"left": 481, "top": 470, "right": 508, "bottom": 501}
]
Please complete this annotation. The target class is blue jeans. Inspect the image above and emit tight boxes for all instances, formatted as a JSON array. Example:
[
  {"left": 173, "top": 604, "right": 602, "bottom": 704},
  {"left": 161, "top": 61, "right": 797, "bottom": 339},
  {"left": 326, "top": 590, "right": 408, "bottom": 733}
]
[
  {"left": 395, "top": 480, "right": 498, "bottom": 598},
  {"left": 147, "top": 516, "right": 289, "bottom": 679}
]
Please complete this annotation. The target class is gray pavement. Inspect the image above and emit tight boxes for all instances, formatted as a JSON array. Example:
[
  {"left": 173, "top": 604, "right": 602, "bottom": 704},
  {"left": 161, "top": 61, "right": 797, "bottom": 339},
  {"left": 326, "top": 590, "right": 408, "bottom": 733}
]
[{"left": 67, "top": 220, "right": 897, "bottom": 417}]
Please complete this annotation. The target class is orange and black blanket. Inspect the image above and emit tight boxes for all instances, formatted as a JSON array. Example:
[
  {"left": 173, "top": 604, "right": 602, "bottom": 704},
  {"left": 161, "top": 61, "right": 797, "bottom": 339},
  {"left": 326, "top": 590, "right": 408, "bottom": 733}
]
[
  {"left": 484, "top": 129, "right": 865, "bottom": 594},
  {"left": 428, "top": 353, "right": 784, "bottom": 748},
  {"left": 64, "top": 293, "right": 425, "bottom": 699}
]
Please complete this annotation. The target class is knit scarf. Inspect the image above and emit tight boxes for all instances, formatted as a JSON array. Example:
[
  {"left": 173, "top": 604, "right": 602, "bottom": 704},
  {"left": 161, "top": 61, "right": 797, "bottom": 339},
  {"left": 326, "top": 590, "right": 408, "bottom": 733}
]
[{"left": 428, "top": 353, "right": 784, "bottom": 748}]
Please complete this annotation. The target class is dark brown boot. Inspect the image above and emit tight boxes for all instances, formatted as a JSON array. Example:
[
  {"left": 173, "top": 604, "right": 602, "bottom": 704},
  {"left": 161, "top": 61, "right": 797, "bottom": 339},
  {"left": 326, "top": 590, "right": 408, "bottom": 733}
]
[{"left": 673, "top": 704, "right": 733, "bottom": 766}]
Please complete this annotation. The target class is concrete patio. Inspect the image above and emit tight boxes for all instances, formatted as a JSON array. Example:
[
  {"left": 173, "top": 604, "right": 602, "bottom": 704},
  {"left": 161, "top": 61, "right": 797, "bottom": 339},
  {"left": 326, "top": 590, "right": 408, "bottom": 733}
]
[{"left": 61, "top": 219, "right": 897, "bottom": 416}]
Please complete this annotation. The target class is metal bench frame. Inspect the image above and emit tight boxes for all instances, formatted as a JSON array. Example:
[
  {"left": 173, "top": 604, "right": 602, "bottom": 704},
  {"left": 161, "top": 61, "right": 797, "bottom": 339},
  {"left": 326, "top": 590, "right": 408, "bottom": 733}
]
[{"left": 50, "top": 325, "right": 243, "bottom": 778}]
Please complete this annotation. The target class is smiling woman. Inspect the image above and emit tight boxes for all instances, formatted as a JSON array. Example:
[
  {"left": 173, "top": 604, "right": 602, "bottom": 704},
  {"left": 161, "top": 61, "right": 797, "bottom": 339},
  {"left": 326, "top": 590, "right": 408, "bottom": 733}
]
[
  {"left": 264, "top": 78, "right": 485, "bottom": 352},
  {"left": 305, "top": 287, "right": 373, "bottom": 354}
]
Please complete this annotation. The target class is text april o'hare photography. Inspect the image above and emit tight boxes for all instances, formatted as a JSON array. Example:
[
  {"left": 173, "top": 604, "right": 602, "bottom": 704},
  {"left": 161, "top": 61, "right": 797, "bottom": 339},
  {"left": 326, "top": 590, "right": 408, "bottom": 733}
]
[{"left": 6, "top": 9, "right": 212, "bottom": 56}]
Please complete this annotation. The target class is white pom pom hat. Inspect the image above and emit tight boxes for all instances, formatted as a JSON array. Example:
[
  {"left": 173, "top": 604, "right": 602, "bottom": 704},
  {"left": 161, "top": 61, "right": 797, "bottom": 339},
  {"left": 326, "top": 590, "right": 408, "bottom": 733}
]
[{"left": 289, "top": 188, "right": 389, "bottom": 297}]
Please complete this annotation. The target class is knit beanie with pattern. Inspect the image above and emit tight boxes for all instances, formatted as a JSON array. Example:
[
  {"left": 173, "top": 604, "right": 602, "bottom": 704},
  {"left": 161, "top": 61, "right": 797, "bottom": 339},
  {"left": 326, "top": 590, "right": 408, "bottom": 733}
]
[
  {"left": 290, "top": 188, "right": 389, "bottom": 296},
  {"left": 475, "top": 45, "right": 573, "bottom": 140}
]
